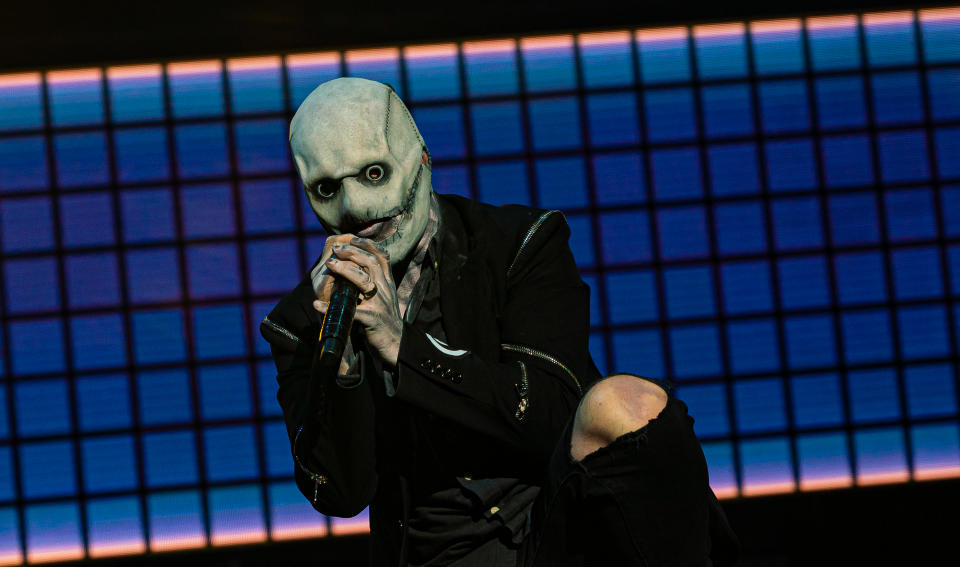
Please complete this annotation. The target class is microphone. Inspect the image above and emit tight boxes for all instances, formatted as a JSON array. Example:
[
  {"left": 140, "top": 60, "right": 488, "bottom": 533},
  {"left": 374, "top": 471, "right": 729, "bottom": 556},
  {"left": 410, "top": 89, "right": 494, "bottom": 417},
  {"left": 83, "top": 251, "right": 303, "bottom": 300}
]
[{"left": 316, "top": 277, "right": 360, "bottom": 371}]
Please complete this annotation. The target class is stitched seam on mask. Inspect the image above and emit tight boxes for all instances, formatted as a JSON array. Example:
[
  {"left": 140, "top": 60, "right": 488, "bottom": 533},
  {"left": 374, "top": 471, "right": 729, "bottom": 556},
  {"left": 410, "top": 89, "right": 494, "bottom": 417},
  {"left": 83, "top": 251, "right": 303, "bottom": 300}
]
[
  {"left": 501, "top": 343, "right": 582, "bottom": 395},
  {"left": 262, "top": 316, "right": 303, "bottom": 344},
  {"left": 506, "top": 210, "right": 561, "bottom": 277}
]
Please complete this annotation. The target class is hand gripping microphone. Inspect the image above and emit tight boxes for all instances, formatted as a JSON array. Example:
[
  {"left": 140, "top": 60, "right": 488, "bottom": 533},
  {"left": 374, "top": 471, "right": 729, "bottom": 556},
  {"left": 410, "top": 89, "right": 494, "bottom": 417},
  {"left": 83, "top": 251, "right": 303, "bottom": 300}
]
[{"left": 316, "top": 277, "right": 360, "bottom": 372}]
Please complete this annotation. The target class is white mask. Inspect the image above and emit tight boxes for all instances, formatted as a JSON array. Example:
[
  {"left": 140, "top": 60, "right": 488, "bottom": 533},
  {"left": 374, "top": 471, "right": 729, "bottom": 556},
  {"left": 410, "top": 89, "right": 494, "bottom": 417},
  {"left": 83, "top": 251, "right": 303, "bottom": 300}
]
[{"left": 289, "top": 77, "right": 433, "bottom": 265}]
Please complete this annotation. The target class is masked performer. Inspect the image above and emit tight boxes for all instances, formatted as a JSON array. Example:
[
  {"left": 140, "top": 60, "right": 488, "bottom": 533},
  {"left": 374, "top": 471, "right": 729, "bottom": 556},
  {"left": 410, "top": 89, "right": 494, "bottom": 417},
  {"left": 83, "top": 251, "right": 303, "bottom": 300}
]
[{"left": 260, "top": 77, "right": 738, "bottom": 566}]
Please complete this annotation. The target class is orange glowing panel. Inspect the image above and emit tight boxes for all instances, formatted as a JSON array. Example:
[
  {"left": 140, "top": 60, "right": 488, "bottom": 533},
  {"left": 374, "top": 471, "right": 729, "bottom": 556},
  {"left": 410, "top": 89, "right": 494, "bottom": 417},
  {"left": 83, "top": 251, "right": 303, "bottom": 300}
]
[
  {"left": 26, "top": 546, "right": 84, "bottom": 564},
  {"left": 47, "top": 68, "right": 101, "bottom": 84},
  {"left": 462, "top": 38, "right": 516, "bottom": 55},
  {"left": 88, "top": 540, "right": 147, "bottom": 558},
  {"left": 520, "top": 35, "right": 574, "bottom": 51},
  {"left": 0, "top": 72, "right": 41, "bottom": 88},
  {"left": 693, "top": 22, "right": 746, "bottom": 39},
  {"left": 271, "top": 522, "right": 328, "bottom": 542},
  {"left": 167, "top": 60, "right": 222, "bottom": 76},
  {"left": 919, "top": 7, "right": 960, "bottom": 22},
  {"left": 799, "top": 475, "right": 854, "bottom": 492},
  {"left": 149, "top": 534, "right": 207, "bottom": 552},
  {"left": 0, "top": 552, "right": 22, "bottom": 567},
  {"left": 750, "top": 18, "right": 802, "bottom": 35},
  {"left": 227, "top": 56, "right": 282, "bottom": 72},
  {"left": 211, "top": 529, "right": 267, "bottom": 547},
  {"left": 856, "top": 470, "right": 910, "bottom": 486},
  {"left": 107, "top": 64, "right": 162, "bottom": 81},
  {"left": 913, "top": 465, "right": 960, "bottom": 481},
  {"left": 578, "top": 30, "right": 631, "bottom": 47},
  {"left": 805, "top": 14, "right": 858, "bottom": 30},
  {"left": 404, "top": 43, "right": 457, "bottom": 60},
  {"left": 286, "top": 52, "right": 341, "bottom": 68},
  {"left": 345, "top": 47, "right": 399, "bottom": 64},
  {"left": 712, "top": 485, "right": 740, "bottom": 500},
  {"left": 636, "top": 26, "right": 688, "bottom": 43},
  {"left": 863, "top": 10, "right": 914, "bottom": 26},
  {"left": 330, "top": 517, "right": 370, "bottom": 536},
  {"left": 741, "top": 480, "right": 796, "bottom": 497}
]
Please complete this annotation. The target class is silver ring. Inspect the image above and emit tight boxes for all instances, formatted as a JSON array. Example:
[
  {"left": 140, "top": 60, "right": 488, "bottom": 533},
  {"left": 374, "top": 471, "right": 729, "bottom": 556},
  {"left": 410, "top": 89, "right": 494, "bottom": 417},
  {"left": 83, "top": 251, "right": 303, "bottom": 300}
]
[{"left": 360, "top": 282, "right": 378, "bottom": 301}]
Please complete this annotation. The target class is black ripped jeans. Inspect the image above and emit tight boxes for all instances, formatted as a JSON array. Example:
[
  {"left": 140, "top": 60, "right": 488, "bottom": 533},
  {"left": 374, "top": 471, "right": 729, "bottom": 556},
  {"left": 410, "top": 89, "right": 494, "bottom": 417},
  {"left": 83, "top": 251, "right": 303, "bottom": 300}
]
[{"left": 519, "top": 396, "right": 740, "bottom": 567}]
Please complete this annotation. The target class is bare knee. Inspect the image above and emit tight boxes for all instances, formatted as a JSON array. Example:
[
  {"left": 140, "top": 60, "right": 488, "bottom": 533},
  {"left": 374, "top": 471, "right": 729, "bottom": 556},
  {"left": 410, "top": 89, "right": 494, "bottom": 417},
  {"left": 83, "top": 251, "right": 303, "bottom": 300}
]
[{"left": 570, "top": 374, "right": 668, "bottom": 462}]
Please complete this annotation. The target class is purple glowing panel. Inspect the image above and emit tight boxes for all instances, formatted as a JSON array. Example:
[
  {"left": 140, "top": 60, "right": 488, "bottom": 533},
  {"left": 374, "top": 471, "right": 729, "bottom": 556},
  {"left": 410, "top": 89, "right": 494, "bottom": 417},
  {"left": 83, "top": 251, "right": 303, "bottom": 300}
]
[
  {"left": 854, "top": 427, "right": 909, "bottom": 485},
  {"left": 25, "top": 502, "right": 83, "bottom": 563},
  {"left": 521, "top": 36, "right": 577, "bottom": 93},
  {"left": 797, "top": 432, "right": 852, "bottom": 491},
  {"left": 87, "top": 496, "right": 146, "bottom": 558},
  {"left": 637, "top": 29, "right": 692, "bottom": 84},
  {"left": 920, "top": 9, "right": 960, "bottom": 64},
  {"left": 911, "top": 422, "right": 960, "bottom": 481},
  {"left": 167, "top": 61, "right": 225, "bottom": 119},
  {"left": 579, "top": 32, "right": 634, "bottom": 88},
  {"left": 345, "top": 49, "right": 402, "bottom": 98},
  {"left": 147, "top": 490, "right": 206, "bottom": 552},
  {"left": 208, "top": 485, "right": 267, "bottom": 546},
  {"left": 463, "top": 40, "right": 519, "bottom": 96},
  {"left": 47, "top": 70, "right": 104, "bottom": 127},
  {"left": 107, "top": 66, "right": 165, "bottom": 123},
  {"left": 268, "top": 481, "right": 328, "bottom": 541},
  {"left": 740, "top": 437, "right": 795, "bottom": 496},
  {"left": 0, "top": 74, "right": 43, "bottom": 131}
]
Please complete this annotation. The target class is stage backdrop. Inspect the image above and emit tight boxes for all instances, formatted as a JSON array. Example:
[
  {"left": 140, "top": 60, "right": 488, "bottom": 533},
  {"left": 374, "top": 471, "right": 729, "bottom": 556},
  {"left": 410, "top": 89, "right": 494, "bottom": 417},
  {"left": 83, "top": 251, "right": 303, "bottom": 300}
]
[{"left": 0, "top": 6, "right": 958, "bottom": 564}]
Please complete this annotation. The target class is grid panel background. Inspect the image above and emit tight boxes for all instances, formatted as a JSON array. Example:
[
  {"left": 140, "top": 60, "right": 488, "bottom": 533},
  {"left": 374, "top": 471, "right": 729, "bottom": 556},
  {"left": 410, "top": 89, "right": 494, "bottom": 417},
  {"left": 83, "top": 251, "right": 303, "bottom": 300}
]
[{"left": 0, "top": 6, "right": 959, "bottom": 563}]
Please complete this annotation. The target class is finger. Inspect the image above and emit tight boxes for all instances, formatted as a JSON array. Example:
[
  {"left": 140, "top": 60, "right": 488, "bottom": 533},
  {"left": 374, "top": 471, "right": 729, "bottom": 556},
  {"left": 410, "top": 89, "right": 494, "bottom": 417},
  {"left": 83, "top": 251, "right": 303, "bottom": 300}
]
[
  {"left": 311, "top": 234, "right": 356, "bottom": 291},
  {"left": 331, "top": 244, "right": 380, "bottom": 280},
  {"left": 312, "top": 299, "right": 329, "bottom": 314},
  {"left": 325, "top": 257, "right": 375, "bottom": 290},
  {"left": 350, "top": 238, "right": 392, "bottom": 280}
]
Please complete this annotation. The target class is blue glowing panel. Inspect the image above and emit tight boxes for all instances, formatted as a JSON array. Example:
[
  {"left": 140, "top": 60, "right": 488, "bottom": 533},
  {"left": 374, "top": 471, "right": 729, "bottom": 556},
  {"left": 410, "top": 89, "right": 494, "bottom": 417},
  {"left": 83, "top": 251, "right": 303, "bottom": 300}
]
[
  {"left": 797, "top": 432, "right": 852, "bottom": 490},
  {"left": 476, "top": 161, "right": 529, "bottom": 207},
  {"left": 758, "top": 80, "right": 809, "bottom": 134},
  {"left": 470, "top": 102, "right": 525, "bottom": 156},
  {"left": 126, "top": 248, "right": 182, "bottom": 304},
  {"left": 904, "top": 363, "right": 957, "bottom": 418},
  {"left": 764, "top": 138, "right": 817, "bottom": 192},
  {"left": 192, "top": 304, "right": 248, "bottom": 360},
  {"left": 132, "top": 309, "right": 187, "bottom": 365},
  {"left": 199, "top": 363, "right": 253, "bottom": 420},
  {"left": 9, "top": 318, "right": 65, "bottom": 375},
  {"left": 644, "top": 88, "right": 696, "bottom": 143},
  {"left": 863, "top": 13, "right": 917, "bottom": 67},
  {"left": 114, "top": 127, "right": 170, "bottom": 183},
  {"left": 841, "top": 309, "right": 893, "bottom": 364},
  {"left": 784, "top": 314, "right": 836, "bottom": 370},
  {"left": 701, "top": 83, "right": 754, "bottom": 138},
  {"left": 920, "top": 9, "right": 960, "bottom": 64},
  {"left": 911, "top": 422, "right": 960, "bottom": 480},
  {"left": 651, "top": 147, "right": 702, "bottom": 201},
  {"left": 669, "top": 323, "right": 722, "bottom": 379},
  {"left": 0, "top": 135, "right": 48, "bottom": 191},
  {"left": 120, "top": 188, "right": 176, "bottom": 243},
  {"left": 54, "top": 131, "right": 110, "bottom": 188},
  {"left": 405, "top": 45, "right": 461, "bottom": 102},
  {"left": 234, "top": 119, "right": 289, "bottom": 174},
  {"left": 345, "top": 49, "right": 402, "bottom": 97},
  {"left": 0, "top": 507, "right": 21, "bottom": 564},
  {"left": 580, "top": 33, "right": 633, "bottom": 88},
  {"left": 534, "top": 156, "right": 588, "bottom": 209},
  {"left": 751, "top": 21, "right": 805, "bottom": 75},
  {"left": 728, "top": 320, "right": 780, "bottom": 375},
  {"left": 593, "top": 151, "right": 645, "bottom": 205},
  {"left": 25, "top": 502, "right": 83, "bottom": 563},
  {"left": 734, "top": 378, "right": 787, "bottom": 433},
  {"left": 637, "top": 29, "right": 691, "bottom": 84},
  {"left": 606, "top": 270, "right": 657, "bottom": 325},
  {"left": 708, "top": 143, "right": 760, "bottom": 197},
  {"left": 463, "top": 40, "right": 519, "bottom": 96},
  {"left": 76, "top": 374, "right": 132, "bottom": 432},
  {"left": 147, "top": 490, "right": 206, "bottom": 551},
  {"left": 15, "top": 379, "right": 71, "bottom": 437},
  {"left": 854, "top": 427, "right": 908, "bottom": 484},
  {"left": 815, "top": 75, "right": 868, "bottom": 130},
  {"left": 269, "top": 481, "right": 328, "bottom": 540},
  {"left": 20, "top": 440, "right": 76, "bottom": 499},
  {"left": 48, "top": 71, "right": 104, "bottom": 126},
  {"left": 187, "top": 243, "right": 240, "bottom": 299},
  {"left": 82, "top": 435, "right": 139, "bottom": 493},
  {"left": 587, "top": 92, "right": 640, "bottom": 148},
  {"left": 138, "top": 367, "right": 193, "bottom": 426},
  {"left": 848, "top": 367, "right": 900, "bottom": 423},
  {"left": 108, "top": 65, "right": 165, "bottom": 123},
  {"left": 702, "top": 441, "right": 738, "bottom": 497},
  {"left": 175, "top": 122, "right": 230, "bottom": 179},
  {"left": 521, "top": 37, "right": 576, "bottom": 93},
  {"left": 676, "top": 382, "right": 729, "bottom": 437},
  {"left": 0, "top": 73, "right": 43, "bottom": 131},
  {"left": 144, "top": 431, "right": 199, "bottom": 488},
  {"left": 168, "top": 61, "right": 225, "bottom": 118},
  {"left": 87, "top": 496, "right": 145, "bottom": 558},
  {"left": 600, "top": 210, "right": 650, "bottom": 265},
  {"left": 60, "top": 192, "right": 114, "bottom": 246},
  {"left": 4, "top": 257, "right": 59, "bottom": 314},
  {"left": 209, "top": 485, "right": 266, "bottom": 546},
  {"left": 714, "top": 201, "right": 767, "bottom": 255},
  {"left": 228, "top": 57, "right": 284, "bottom": 114},
  {"left": 612, "top": 329, "right": 664, "bottom": 380},
  {"left": 829, "top": 193, "right": 880, "bottom": 246},
  {"left": 204, "top": 425, "right": 259, "bottom": 482},
  {"left": 528, "top": 96, "right": 581, "bottom": 151},
  {"left": 66, "top": 253, "right": 121, "bottom": 309},
  {"left": 70, "top": 313, "right": 127, "bottom": 370},
  {"left": 247, "top": 239, "right": 300, "bottom": 294},
  {"left": 721, "top": 260, "right": 774, "bottom": 315},
  {"left": 412, "top": 105, "right": 466, "bottom": 160},
  {"left": 807, "top": 17, "right": 861, "bottom": 72},
  {"left": 657, "top": 206, "right": 708, "bottom": 260},
  {"left": 740, "top": 437, "right": 794, "bottom": 495},
  {"left": 695, "top": 25, "right": 748, "bottom": 79},
  {"left": 791, "top": 373, "right": 845, "bottom": 429},
  {"left": 286, "top": 53, "right": 342, "bottom": 108}
]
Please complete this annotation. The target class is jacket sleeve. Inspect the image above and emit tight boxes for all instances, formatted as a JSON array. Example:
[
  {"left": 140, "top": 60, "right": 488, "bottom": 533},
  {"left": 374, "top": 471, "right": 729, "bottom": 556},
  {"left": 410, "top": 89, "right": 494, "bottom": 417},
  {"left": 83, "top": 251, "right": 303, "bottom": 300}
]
[
  {"left": 260, "top": 294, "right": 378, "bottom": 518},
  {"left": 393, "top": 211, "right": 600, "bottom": 473}
]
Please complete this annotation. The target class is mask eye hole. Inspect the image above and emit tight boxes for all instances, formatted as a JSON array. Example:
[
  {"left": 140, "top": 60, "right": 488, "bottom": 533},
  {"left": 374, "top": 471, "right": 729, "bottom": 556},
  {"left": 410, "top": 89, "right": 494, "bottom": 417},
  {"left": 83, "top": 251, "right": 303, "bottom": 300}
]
[
  {"left": 364, "top": 164, "right": 386, "bottom": 183},
  {"left": 315, "top": 179, "right": 340, "bottom": 199}
]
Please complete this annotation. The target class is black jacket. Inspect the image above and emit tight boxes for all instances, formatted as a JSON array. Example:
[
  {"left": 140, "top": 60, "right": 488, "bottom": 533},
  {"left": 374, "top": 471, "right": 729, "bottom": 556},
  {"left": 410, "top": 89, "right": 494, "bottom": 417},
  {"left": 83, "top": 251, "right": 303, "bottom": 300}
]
[{"left": 260, "top": 194, "right": 601, "bottom": 564}]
